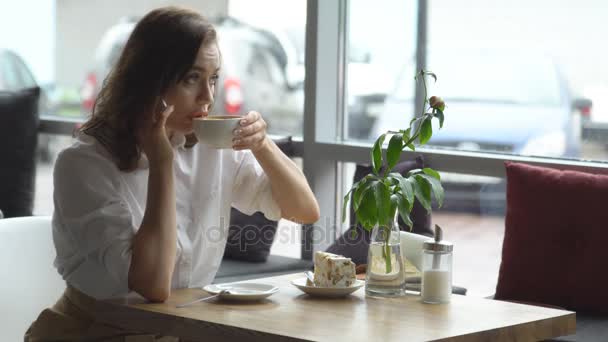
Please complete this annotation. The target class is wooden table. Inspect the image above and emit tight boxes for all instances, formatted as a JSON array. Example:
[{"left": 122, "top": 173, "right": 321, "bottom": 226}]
[{"left": 102, "top": 273, "right": 575, "bottom": 341}]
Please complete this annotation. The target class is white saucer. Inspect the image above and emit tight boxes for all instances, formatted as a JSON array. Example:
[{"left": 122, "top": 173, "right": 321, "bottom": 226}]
[
  {"left": 291, "top": 278, "right": 364, "bottom": 298},
  {"left": 203, "top": 283, "right": 279, "bottom": 302}
]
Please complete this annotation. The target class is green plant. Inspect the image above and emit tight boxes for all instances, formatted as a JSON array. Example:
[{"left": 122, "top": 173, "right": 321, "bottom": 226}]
[{"left": 342, "top": 70, "right": 446, "bottom": 273}]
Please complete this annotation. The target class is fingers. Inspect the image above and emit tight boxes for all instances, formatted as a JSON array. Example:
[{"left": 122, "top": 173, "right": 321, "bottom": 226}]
[
  {"left": 232, "top": 111, "right": 267, "bottom": 150},
  {"left": 157, "top": 105, "right": 174, "bottom": 127},
  {"left": 239, "top": 111, "right": 260, "bottom": 127},
  {"left": 232, "top": 132, "right": 266, "bottom": 150},
  {"left": 234, "top": 118, "right": 266, "bottom": 138}
]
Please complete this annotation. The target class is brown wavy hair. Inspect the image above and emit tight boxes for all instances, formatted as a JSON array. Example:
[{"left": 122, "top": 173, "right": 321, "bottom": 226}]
[{"left": 79, "top": 6, "right": 217, "bottom": 171}]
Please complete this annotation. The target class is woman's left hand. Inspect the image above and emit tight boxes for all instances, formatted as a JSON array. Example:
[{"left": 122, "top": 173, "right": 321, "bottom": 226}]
[{"left": 232, "top": 111, "right": 270, "bottom": 152}]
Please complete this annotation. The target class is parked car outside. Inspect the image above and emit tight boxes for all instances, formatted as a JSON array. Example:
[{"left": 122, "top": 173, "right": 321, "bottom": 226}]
[
  {"left": 579, "top": 84, "right": 608, "bottom": 147},
  {"left": 81, "top": 16, "right": 303, "bottom": 136},
  {"left": 371, "top": 49, "right": 592, "bottom": 213},
  {"left": 0, "top": 48, "right": 53, "bottom": 115},
  {"left": 0, "top": 48, "right": 59, "bottom": 162}
]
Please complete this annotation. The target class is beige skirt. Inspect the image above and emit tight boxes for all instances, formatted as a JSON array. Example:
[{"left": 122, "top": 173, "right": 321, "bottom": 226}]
[{"left": 25, "top": 285, "right": 180, "bottom": 342}]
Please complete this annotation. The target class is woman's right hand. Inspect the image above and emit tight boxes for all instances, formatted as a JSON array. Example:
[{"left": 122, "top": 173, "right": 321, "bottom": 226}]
[{"left": 140, "top": 104, "right": 175, "bottom": 166}]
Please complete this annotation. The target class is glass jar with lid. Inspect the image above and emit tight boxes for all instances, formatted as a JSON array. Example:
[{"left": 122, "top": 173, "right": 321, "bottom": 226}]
[{"left": 421, "top": 225, "right": 453, "bottom": 304}]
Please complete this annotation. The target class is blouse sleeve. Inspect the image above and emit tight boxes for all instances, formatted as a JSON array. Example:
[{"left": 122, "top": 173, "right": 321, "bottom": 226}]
[
  {"left": 53, "top": 148, "right": 135, "bottom": 298},
  {"left": 230, "top": 151, "right": 281, "bottom": 221}
]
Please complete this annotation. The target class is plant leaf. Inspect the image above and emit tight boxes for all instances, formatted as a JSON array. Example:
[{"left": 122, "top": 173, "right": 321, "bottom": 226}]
[
  {"left": 372, "top": 181, "right": 392, "bottom": 227},
  {"left": 419, "top": 174, "right": 445, "bottom": 208},
  {"left": 410, "top": 116, "right": 421, "bottom": 129},
  {"left": 419, "top": 117, "right": 433, "bottom": 145},
  {"left": 423, "top": 71, "right": 437, "bottom": 82},
  {"left": 386, "top": 133, "right": 403, "bottom": 171},
  {"left": 401, "top": 128, "right": 411, "bottom": 142},
  {"left": 395, "top": 193, "right": 414, "bottom": 229},
  {"left": 413, "top": 174, "right": 432, "bottom": 212},
  {"left": 341, "top": 189, "right": 353, "bottom": 223},
  {"left": 344, "top": 175, "right": 371, "bottom": 224},
  {"left": 353, "top": 177, "right": 375, "bottom": 212},
  {"left": 435, "top": 109, "right": 445, "bottom": 128},
  {"left": 406, "top": 168, "right": 423, "bottom": 177},
  {"left": 422, "top": 167, "right": 441, "bottom": 181},
  {"left": 371, "top": 134, "right": 386, "bottom": 175},
  {"left": 356, "top": 186, "right": 378, "bottom": 231},
  {"left": 398, "top": 177, "right": 415, "bottom": 209},
  {"left": 386, "top": 172, "right": 403, "bottom": 186},
  {"left": 404, "top": 127, "right": 418, "bottom": 147}
]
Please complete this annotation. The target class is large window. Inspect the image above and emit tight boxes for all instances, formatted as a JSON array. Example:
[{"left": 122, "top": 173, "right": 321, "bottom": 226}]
[
  {"left": 306, "top": 0, "right": 608, "bottom": 297},
  {"left": 346, "top": 0, "right": 608, "bottom": 162}
]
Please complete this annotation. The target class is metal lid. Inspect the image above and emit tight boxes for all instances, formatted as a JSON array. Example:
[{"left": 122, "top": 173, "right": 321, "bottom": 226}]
[{"left": 423, "top": 224, "right": 453, "bottom": 253}]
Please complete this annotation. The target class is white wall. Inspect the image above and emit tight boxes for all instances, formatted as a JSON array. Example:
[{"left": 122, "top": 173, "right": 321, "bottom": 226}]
[{"left": 0, "top": 0, "right": 55, "bottom": 85}]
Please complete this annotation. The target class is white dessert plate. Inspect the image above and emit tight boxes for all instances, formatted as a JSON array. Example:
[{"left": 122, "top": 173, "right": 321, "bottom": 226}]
[
  {"left": 203, "top": 283, "right": 279, "bottom": 302},
  {"left": 291, "top": 277, "right": 364, "bottom": 298}
]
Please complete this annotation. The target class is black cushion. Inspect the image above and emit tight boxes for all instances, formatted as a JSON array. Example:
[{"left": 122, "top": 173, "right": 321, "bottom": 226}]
[
  {"left": 325, "top": 156, "right": 432, "bottom": 265},
  {"left": 222, "top": 137, "right": 294, "bottom": 262},
  {"left": 215, "top": 254, "right": 312, "bottom": 281},
  {"left": 0, "top": 87, "right": 40, "bottom": 217},
  {"left": 223, "top": 210, "right": 278, "bottom": 262}
]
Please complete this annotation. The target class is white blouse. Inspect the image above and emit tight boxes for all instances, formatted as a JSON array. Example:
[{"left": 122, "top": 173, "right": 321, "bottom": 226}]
[{"left": 51, "top": 132, "right": 281, "bottom": 300}]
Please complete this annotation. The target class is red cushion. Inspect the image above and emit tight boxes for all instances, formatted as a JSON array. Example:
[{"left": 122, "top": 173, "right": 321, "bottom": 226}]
[{"left": 495, "top": 162, "right": 608, "bottom": 314}]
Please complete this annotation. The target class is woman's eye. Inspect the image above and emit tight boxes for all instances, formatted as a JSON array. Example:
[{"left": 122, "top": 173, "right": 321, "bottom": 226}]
[
  {"left": 210, "top": 74, "right": 219, "bottom": 86},
  {"left": 185, "top": 73, "right": 200, "bottom": 84}
]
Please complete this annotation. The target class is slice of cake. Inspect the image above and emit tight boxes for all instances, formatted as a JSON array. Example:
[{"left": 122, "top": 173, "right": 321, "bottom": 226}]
[{"left": 313, "top": 251, "right": 356, "bottom": 287}]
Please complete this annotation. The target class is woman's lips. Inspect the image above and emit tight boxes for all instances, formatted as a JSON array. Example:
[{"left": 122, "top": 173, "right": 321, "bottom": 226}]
[{"left": 192, "top": 111, "right": 208, "bottom": 118}]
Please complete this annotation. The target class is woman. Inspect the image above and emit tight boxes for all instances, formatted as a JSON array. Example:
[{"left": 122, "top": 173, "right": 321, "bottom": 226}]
[{"left": 26, "top": 6, "right": 319, "bottom": 341}]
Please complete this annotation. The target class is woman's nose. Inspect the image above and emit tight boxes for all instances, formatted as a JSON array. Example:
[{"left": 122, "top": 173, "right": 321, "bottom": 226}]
[{"left": 197, "top": 84, "right": 214, "bottom": 106}]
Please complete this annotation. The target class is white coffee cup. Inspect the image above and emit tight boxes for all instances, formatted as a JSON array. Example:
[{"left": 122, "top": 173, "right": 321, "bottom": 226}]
[{"left": 193, "top": 115, "right": 241, "bottom": 149}]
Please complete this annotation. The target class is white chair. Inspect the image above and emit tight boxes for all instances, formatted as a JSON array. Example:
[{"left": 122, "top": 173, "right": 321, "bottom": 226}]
[{"left": 0, "top": 216, "right": 65, "bottom": 341}]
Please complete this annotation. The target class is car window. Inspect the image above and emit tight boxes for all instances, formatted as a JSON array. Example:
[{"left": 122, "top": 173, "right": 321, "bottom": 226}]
[
  {"left": 260, "top": 48, "right": 286, "bottom": 86},
  {"left": 0, "top": 52, "right": 22, "bottom": 90},
  {"left": 248, "top": 49, "right": 273, "bottom": 83},
  {"left": 11, "top": 53, "right": 37, "bottom": 88},
  {"left": 246, "top": 43, "right": 286, "bottom": 87}
]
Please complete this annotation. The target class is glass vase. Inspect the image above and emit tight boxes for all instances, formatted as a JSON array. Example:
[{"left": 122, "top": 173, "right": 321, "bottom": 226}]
[{"left": 365, "top": 220, "right": 406, "bottom": 297}]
